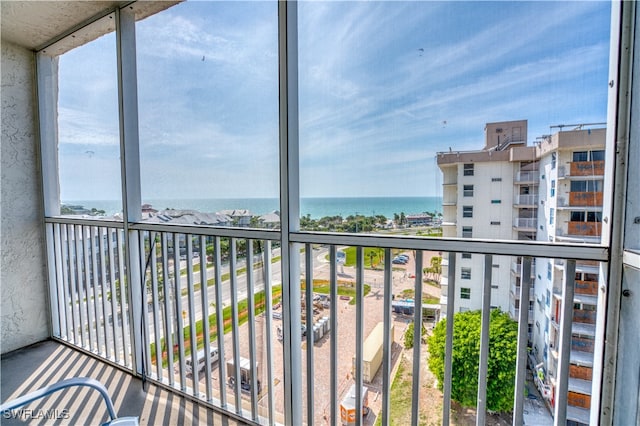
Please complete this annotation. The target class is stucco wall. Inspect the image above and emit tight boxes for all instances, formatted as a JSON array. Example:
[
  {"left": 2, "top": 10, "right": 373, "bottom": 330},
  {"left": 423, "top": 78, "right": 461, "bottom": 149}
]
[{"left": 1, "top": 41, "right": 49, "bottom": 353}]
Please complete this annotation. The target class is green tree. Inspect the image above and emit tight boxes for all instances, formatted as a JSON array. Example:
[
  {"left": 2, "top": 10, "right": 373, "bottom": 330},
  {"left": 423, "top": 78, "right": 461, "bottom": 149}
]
[
  {"left": 403, "top": 321, "right": 426, "bottom": 349},
  {"left": 427, "top": 309, "right": 518, "bottom": 412}
]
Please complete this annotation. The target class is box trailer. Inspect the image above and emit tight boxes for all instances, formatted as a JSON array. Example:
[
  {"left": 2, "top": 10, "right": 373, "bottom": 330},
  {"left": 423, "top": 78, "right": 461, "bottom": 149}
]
[{"left": 352, "top": 322, "right": 395, "bottom": 383}]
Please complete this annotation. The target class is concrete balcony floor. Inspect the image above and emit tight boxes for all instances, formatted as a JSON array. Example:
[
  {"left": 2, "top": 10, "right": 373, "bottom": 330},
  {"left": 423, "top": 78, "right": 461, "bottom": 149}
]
[{"left": 1, "top": 340, "right": 240, "bottom": 426}]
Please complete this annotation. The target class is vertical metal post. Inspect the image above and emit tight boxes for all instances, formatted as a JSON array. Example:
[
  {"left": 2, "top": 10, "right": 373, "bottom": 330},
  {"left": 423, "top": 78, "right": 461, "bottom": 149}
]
[
  {"left": 278, "top": 1, "right": 301, "bottom": 424},
  {"left": 443, "top": 251, "right": 457, "bottom": 424},
  {"left": 161, "top": 233, "right": 175, "bottom": 387},
  {"left": 246, "top": 240, "right": 259, "bottom": 420},
  {"left": 107, "top": 228, "right": 119, "bottom": 362},
  {"left": 45, "top": 223, "right": 61, "bottom": 338},
  {"left": 186, "top": 236, "right": 199, "bottom": 396},
  {"left": 75, "top": 225, "right": 87, "bottom": 347},
  {"left": 173, "top": 233, "right": 187, "bottom": 391},
  {"left": 99, "top": 226, "right": 110, "bottom": 358},
  {"left": 513, "top": 257, "right": 533, "bottom": 426},
  {"left": 476, "top": 254, "right": 493, "bottom": 425},
  {"left": 54, "top": 224, "right": 68, "bottom": 340},
  {"left": 116, "top": 5, "right": 143, "bottom": 375},
  {"left": 35, "top": 52, "right": 60, "bottom": 217},
  {"left": 230, "top": 239, "right": 242, "bottom": 413},
  {"left": 411, "top": 251, "right": 423, "bottom": 426},
  {"left": 139, "top": 231, "right": 152, "bottom": 380},
  {"left": 213, "top": 237, "right": 227, "bottom": 408},
  {"left": 381, "top": 248, "right": 392, "bottom": 426},
  {"left": 305, "top": 244, "right": 314, "bottom": 425},
  {"left": 199, "top": 235, "right": 213, "bottom": 403},
  {"left": 554, "top": 259, "right": 576, "bottom": 425},
  {"left": 355, "top": 247, "right": 364, "bottom": 423},
  {"left": 91, "top": 226, "right": 103, "bottom": 355},
  {"left": 150, "top": 233, "right": 163, "bottom": 380},
  {"left": 262, "top": 240, "right": 275, "bottom": 424},
  {"left": 411, "top": 250, "right": 422, "bottom": 426},
  {"left": 330, "top": 245, "right": 338, "bottom": 426}
]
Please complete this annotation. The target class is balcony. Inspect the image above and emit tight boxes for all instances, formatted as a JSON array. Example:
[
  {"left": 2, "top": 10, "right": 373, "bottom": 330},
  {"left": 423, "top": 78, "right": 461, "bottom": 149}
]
[
  {"left": 513, "top": 194, "right": 539, "bottom": 206},
  {"left": 558, "top": 161, "right": 605, "bottom": 178},
  {"left": 510, "top": 260, "right": 536, "bottom": 278},
  {"left": 513, "top": 217, "right": 537, "bottom": 230},
  {"left": 514, "top": 171, "right": 540, "bottom": 183},
  {"left": 567, "top": 221, "right": 602, "bottom": 237},
  {"left": 9, "top": 218, "right": 609, "bottom": 425},
  {"left": 1, "top": 340, "right": 239, "bottom": 425},
  {"left": 567, "top": 191, "right": 604, "bottom": 207},
  {"left": 510, "top": 283, "right": 535, "bottom": 301}
]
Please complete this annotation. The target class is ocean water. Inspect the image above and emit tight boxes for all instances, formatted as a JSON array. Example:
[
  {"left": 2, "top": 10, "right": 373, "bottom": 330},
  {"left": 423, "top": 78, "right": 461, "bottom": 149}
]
[{"left": 65, "top": 197, "right": 442, "bottom": 220}]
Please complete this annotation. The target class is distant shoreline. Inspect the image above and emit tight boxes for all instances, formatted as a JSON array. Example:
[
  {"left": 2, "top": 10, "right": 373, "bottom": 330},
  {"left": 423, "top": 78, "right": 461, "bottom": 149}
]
[{"left": 63, "top": 196, "right": 442, "bottom": 220}]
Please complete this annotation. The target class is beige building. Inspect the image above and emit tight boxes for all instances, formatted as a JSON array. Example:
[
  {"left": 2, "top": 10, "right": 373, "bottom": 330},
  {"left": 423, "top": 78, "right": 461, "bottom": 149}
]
[{"left": 438, "top": 121, "right": 606, "bottom": 425}]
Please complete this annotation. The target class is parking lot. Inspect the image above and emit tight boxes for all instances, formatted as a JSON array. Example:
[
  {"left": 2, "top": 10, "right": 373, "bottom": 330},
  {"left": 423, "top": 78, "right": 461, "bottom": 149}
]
[{"left": 181, "top": 250, "right": 440, "bottom": 425}]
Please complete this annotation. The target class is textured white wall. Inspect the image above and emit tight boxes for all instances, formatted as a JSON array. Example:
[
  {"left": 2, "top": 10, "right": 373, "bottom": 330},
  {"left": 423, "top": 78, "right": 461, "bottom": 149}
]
[{"left": 1, "top": 41, "right": 49, "bottom": 353}]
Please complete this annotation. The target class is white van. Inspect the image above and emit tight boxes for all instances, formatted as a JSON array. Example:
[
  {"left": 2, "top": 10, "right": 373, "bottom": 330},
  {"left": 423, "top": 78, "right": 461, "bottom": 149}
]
[{"left": 185, "top": 347, "right": 219, "bottom": 375}]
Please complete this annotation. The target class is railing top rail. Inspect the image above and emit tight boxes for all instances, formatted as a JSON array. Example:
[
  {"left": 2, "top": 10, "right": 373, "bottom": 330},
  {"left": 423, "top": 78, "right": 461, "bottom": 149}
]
[
  {"left": 44, "top": 216, "right": 608, "bottom": 261},
  {"left": 290, "top": 231, "right": 608, "bottom": 261}
]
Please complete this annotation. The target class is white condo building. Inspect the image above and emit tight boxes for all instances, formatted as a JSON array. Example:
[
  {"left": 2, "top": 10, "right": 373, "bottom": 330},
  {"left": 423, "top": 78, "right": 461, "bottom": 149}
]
[{"left": 437, "top": 120, "right": 605, "bottom": 425}]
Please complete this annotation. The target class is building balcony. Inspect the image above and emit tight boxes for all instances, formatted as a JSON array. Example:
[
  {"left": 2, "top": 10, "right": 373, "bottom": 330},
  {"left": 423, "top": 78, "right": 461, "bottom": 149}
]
[
  {"left": 510, "top": 283, "right": 535, "bottom": 301},
  {"left": 558, "top": 161, "right": 605, "bottom": 178},
  {"left": 575, "top": 279, "right": 599, "bottom": 296},
  {"left": 567, "top": 221, "right": 602, "bottom": 237},
  {"left": 7, "top": 218, "right": 610, "bottom": 425},
  {"left": 513, "top": 217, "right": 537, "bottom": 230},
  {"left": 514, "top": 171, "right": 540, "bottom": 183},
  {"left": 510, "top": 260, "right": 536, "bottom": 278},
  {"left": 442, "top": 197, "right": 457, "bottom": 206},
  {"left": 513, "top": 194, "right": 539, "bottom": 206},
  {"left": 562, "top": 191, "right": 604, "bottom": 207}
]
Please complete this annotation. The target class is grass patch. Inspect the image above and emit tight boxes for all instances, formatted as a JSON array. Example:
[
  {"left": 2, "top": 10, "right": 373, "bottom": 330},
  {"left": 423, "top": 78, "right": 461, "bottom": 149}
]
[
  {"left": 305, "top": 279, "right": 371, "bottom": 304},
  {"left": 335, "top": 247, "right": 410, "bottom": 268},
  {"left": 375, "top": 356, "right": 413, "bottom": 426},
  {"left": 150, "top": 285, "right": 282, "bottom": 368},
  {"left": 399, "top": 289, "right": 440, "bottom": 305}
]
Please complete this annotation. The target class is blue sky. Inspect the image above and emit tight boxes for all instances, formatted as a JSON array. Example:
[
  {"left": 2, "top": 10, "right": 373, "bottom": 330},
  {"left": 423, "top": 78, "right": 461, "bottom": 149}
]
[{"left": 58, "top": 1, "right": 611, "bottom": 201}]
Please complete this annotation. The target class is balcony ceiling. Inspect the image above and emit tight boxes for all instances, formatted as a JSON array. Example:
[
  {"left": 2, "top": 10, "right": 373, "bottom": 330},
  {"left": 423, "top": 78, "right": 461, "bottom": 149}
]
[{"left": 1, "top": 1, "right": 179, "bottom": 51}]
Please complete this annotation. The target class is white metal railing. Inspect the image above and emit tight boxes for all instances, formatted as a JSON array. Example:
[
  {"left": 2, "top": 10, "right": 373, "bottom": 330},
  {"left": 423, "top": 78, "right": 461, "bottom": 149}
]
[
  {"left": 46, "top": 221, "right": 133, "bottom": 368},
  {"left": 515, "top": 171, "right": 540, "bottom": 182},
  {"left": 513, "top": 218, "right": 537, "bottom": 229},
  {"left": 514, "top": 194, "right": 539, "bottom": 205},
  {"left": 44, "top": 215, "right": 610, "bottom": 426}
]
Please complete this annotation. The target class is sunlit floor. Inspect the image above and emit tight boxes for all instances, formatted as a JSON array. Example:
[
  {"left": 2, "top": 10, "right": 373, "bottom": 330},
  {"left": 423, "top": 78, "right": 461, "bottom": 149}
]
[{"left": 1, "top": 340, "right": 240, "bottom": 425}]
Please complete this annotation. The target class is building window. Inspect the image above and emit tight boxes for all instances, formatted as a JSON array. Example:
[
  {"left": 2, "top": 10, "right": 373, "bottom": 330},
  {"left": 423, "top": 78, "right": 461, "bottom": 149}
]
[
  {"left": 461, "top": 253, "right": 472, "bottom": 259},
  {"left": 463, "top": 163, "right": 474, "bottom": 176},
  {"left": 491, "top": 177, "right": 502, "bottom": 182},
  {"left": 550, "top": 180, "right": 555, "bottom": 197},
  {"left": 491, "top": 285, "right": 499, "bottom": 289},
  {"left": 546, "top": 289, "right": 551, "bottom": 307},
  {"left": 550, "top": 208, "right": 554, "bottom": 225},
  {"left": 461, "top": 267, "right": 471, "bottom": 279},
  {"left": 547, "top": 262, "right": 552, "bottom": 280},
  {"left": 491, "top": 199, "right": 501, "bottom": 204},
  {"left": 462, "top": 226, "right": 473, "bottom": 238},
  {"left": 573, "top": 151, "right": 588, "bottom": 162},
  {"left": 551, "top": 152, "right": 557, "bottom": 169},
  {"left": 571, "top": 180, "right": 603, "bottom": 192},
  {"left": 463, "top": 185, "right": 474, "bottom": 197},
  {"left": 590, "top": 150, "right": 605, "bottom": 161},
  {"left": 460, "top": 288, "right": 471, "bottom": 299},
  {"left": 463, "top": 206, "right": 473, "bottom": 218},
  {"left": 490, "top": 221, "right": 501, "bottom": 225}
]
